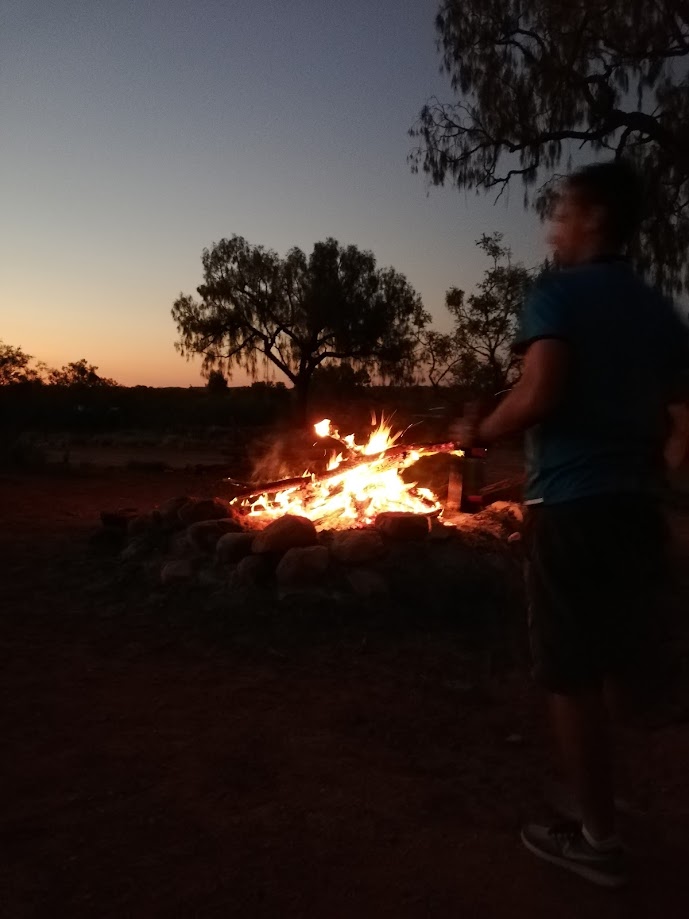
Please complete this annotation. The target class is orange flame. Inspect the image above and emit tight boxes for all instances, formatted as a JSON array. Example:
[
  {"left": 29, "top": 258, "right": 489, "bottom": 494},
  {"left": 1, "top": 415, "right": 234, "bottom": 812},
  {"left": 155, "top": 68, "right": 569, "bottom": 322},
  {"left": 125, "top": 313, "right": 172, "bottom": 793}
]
[{"left": 234, "top": 417, "right": 463, "bottom": 531}]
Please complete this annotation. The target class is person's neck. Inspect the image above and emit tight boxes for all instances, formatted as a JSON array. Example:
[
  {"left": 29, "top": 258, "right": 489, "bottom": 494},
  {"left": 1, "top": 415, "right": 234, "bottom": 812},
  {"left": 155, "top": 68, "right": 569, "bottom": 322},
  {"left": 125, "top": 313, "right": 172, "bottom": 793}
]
[{"left": 576, "top": 241, "right": 624, "bottom": 264}]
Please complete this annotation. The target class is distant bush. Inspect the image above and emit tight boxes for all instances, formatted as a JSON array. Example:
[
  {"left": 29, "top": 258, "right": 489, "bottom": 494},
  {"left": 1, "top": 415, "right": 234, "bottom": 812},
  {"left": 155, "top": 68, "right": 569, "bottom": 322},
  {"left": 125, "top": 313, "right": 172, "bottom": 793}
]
[
  {"left": 206, "top": 369, "right": 228, "bottom": 393},
  {"left": 0, "top": 381, "right": 293, "bottom": 433}
]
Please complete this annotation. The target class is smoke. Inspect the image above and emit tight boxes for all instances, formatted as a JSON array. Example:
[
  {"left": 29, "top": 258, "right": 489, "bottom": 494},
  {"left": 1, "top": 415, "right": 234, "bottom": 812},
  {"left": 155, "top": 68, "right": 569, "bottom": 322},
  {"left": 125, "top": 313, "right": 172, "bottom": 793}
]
[{"left": 249, "top": 430, "right": 332, "bottom": 483}]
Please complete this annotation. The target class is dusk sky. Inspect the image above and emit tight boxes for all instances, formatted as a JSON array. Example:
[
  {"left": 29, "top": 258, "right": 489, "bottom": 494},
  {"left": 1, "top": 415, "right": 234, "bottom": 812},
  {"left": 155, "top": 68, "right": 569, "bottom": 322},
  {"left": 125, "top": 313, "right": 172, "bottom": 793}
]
[{"left": 2, "top": 0, "right": 546, "bottom": 387}]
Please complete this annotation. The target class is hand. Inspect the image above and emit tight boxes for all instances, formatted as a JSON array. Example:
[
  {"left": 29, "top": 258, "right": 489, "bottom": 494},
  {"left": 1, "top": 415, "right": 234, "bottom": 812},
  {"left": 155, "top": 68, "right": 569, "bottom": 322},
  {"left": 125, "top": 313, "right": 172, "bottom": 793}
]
[{"left": 449, "top": 402, "right": 482, "bottom": 448}]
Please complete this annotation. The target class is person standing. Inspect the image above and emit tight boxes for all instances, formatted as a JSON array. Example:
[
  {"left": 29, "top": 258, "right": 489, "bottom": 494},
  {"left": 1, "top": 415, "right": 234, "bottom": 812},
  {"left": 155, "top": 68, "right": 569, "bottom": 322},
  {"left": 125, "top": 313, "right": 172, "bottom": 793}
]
[{"left": 457, "top": 161, "right": 689, "bottom": 888}]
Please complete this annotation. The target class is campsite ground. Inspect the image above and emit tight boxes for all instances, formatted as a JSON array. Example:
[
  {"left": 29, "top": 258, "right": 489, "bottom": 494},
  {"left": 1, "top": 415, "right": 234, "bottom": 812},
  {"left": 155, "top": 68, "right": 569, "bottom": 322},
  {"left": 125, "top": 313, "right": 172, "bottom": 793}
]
[{"left": 2, "top": 454, "right": 688, "bottom": 917}]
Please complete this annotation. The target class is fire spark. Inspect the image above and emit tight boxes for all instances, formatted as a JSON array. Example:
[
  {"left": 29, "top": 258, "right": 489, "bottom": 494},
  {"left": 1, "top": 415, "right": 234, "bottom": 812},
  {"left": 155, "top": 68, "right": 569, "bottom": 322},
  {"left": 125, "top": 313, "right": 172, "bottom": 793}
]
[{"left": 232, "top": 418, "right": 463, "bottom": 531}]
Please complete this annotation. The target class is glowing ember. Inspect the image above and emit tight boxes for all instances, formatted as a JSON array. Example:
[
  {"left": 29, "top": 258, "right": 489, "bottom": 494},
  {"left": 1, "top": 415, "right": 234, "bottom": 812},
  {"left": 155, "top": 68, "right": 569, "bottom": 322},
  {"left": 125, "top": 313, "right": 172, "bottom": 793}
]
[{"left": 233, "top": 417, "right": 463, "bottom": 531}]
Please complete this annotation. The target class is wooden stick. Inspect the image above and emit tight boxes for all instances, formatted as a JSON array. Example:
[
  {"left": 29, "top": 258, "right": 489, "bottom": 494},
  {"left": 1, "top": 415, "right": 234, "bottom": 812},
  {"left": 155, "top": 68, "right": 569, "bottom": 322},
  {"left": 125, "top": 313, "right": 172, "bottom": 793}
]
[{"left": 227, "top": 441, "right": 459, "bottom": 502}]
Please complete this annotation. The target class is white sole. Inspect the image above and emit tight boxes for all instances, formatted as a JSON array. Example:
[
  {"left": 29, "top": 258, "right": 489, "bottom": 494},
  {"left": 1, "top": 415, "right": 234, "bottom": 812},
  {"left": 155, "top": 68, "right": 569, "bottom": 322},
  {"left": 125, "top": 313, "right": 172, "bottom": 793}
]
[{"left": 521, "top": 831, "right": 629, "bottom": 889}]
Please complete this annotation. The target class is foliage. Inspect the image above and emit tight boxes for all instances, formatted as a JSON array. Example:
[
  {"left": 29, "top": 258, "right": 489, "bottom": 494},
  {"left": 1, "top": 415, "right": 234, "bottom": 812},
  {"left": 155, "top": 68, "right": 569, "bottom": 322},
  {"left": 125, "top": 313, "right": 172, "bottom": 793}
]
[
  {"left": 420, "top": 234, "right": 532, "bottom": 394},
  {"left": 418, "top": 330, "right": 462, "bottom": 388},
  {"left": 410, "top": 1, "right": 689, "bottom": 294},
  {"left": 206, "top": 369, "right": 229, "bottom": 392},
  {"left": 172, "top": 235, "right": 429, "bottom": 421},
  {"left": 312, "top": 361, "right": 372, "bottom": 392},
  {"left": 0, "top": 341, "right": 42, "bottom": 384},
  {"left": 47, "top": 359, "right": 118, "bottom": 388},
  {"left": 250, "top": 380, "right": 287, "bottom": 392}
]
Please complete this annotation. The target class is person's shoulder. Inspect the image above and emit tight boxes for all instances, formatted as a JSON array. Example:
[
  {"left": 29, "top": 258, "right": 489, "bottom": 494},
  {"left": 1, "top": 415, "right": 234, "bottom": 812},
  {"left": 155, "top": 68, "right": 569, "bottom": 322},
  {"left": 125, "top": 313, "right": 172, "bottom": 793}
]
[
  {"left": 529, "top": 267, "right": 575, "bottom": 299},
  {"left": 559, "top": 260, "right": 623, "bottom": 287}
]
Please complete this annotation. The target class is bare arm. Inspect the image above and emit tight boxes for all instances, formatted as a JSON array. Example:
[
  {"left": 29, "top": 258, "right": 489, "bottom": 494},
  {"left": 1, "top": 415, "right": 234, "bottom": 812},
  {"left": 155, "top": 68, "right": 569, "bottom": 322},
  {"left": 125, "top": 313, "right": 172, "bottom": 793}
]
[{"left": 478, "top": 339, "right": 569, "bottom": 444}]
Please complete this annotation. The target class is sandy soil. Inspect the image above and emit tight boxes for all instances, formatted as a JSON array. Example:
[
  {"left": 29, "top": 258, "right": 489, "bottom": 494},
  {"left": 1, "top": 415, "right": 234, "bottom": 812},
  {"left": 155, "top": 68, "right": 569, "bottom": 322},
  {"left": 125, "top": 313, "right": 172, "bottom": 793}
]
[{"left": 2, "top": 465, "right": 689, "bottom": 918}]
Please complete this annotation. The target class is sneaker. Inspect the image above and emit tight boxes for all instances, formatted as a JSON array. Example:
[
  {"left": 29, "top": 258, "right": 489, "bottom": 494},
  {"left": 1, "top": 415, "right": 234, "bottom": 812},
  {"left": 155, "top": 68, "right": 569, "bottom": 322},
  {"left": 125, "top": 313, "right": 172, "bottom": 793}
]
[{"left": 521, "top": 822, "right": 629, "bottom": 888}]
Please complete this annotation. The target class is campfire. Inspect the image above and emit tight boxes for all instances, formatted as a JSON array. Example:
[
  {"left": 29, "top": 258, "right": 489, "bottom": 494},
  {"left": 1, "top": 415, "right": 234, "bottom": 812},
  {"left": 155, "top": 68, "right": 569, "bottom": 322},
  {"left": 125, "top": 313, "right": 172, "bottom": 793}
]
[
  {"left": 228, "top": 417, "right": 464, "bottom": 531},
  {"left": 96, "top": 415, "right": 523, "bottom": 603}
]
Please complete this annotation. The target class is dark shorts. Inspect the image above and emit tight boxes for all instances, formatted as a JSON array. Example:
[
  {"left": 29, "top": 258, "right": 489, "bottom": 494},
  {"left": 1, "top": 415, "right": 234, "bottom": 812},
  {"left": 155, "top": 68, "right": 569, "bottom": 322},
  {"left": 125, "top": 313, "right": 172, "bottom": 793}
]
[{"left": 525, "top": 495, "right": 670, "bottom": 694}]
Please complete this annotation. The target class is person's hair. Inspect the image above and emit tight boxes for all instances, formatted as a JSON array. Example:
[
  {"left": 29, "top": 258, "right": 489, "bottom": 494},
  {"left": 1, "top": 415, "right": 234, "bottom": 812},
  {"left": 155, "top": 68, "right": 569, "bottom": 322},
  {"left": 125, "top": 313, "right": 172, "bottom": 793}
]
[{"left": 565, "top": 160, "right": 643, "bottom": 249}]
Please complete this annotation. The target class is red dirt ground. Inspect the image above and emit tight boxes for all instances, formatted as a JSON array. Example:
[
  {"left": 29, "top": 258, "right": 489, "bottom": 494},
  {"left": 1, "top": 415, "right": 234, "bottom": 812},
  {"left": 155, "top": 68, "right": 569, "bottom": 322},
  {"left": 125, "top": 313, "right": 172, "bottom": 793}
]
[{"left": 2, "top": 467, "right": 688, "bottom": 918}]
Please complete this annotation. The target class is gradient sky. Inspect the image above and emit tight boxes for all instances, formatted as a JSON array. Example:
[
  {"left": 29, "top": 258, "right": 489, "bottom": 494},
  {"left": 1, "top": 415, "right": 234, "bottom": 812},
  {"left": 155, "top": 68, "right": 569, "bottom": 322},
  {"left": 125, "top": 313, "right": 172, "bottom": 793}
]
[{"left": 1, "top": 0, "right": 547, "bottom": 387}]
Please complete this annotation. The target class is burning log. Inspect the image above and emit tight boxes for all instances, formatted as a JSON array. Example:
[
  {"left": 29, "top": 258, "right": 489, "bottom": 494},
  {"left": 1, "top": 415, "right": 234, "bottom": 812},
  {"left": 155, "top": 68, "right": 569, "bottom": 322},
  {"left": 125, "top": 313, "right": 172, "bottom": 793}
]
[
  {"left": 227, "top": 417, "right": 466, "bottom": 531},
  {"left": 227, "top": 440, "right": 460, "bottom": 503}
]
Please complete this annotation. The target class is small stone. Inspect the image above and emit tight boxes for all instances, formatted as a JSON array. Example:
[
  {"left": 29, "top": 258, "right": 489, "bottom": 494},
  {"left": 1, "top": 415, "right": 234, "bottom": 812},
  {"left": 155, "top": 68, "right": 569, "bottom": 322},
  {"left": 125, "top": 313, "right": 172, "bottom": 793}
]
[
  {"left": 155, "top": 496, "right": 191, "bottom": 530},
  {"left": 178, "top": 497, "right": 233, "bottom": 527},
  {"left": 168, "top": 530, "right": 194, "bottom": 559},
  {"left": 331, "top": 530, "right": 386, "bottom": 565},
  {"left": 127, "top": 513, "right": 157, "bottom": 538},
  {"left": 278, "top": 586, "right": 342, "bottom": 606},
  {"left": 186, "top": 518, "right": 244, "bottom": 553},
  {"left": 347, "top": 568, "right": 389, "bottom": 603},
  {"left": 216, "top": 532, "right": 255, "bottom": 564},
  {"left": 120, "top": 537, "right": 152, "bottom": 562},
  {"left": 375, "top": 512, "right": 431, "bottom": 540},
  {"left": 197, "top": 568, "right": 226, "bottom": 589},
  {"left": 252, "top": 514, "right": 318, "bottom": 555},
  {"left": 276, "top": 545, "right": 329, "bottom": 587},
  {"left": 429, "top": 521, "right": 456, "bottom": 542},
  {"left": 230, "top": 554, "right": 272, "bottom": 589},
  {"left": 161, "top": 559, "right": 194, "bottom": 585},
  {"left": 508, "top": 531, "right": 522, "bottom": 543},
  {"left": 479, "top": 501, "right": 524, "bottom": 532}
]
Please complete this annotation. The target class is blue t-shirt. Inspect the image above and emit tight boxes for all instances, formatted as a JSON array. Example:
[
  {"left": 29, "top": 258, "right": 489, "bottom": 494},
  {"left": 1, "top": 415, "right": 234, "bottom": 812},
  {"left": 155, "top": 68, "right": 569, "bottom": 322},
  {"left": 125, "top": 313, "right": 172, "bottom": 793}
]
[{"left": 513, "top": 259, "right": 689, "bottom": 505}]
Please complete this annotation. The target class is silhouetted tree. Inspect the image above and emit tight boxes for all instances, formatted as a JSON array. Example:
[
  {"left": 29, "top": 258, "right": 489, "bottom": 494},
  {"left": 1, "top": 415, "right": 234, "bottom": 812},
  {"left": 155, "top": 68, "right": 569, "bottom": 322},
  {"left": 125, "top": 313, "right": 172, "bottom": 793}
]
[
  {"left": 418, "top": 330, "right": 462, "bottom": 388},
  {"left": 48, "top": 359, "right": 118, "bottom": 387},
  {"left": 410, "top": 1, "right": 689, "bottom": 294},
  {"left": 312, "top": 361, "right": 371, "bottom": 392},
  {"left": 206, "top": 369, "right": 228, "bottom": 392},
  {"left": 172, "top": 235, "right": 429, "bottom": 423},
  {"left": 0, "top": 341, "right": 41, "bottom": 384},
  {"left": 436, "top": 234, "right": 531, "bottom": 393}
]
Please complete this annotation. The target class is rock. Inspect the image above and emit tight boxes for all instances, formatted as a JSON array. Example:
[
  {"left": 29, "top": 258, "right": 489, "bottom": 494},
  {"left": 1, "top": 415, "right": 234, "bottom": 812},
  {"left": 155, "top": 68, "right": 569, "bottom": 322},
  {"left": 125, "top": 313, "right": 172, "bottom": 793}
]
[
  {"left": 155, "top": 496, "right": 191, "bottom": 530},
  {"left": 482, "top": 500, "right": 523, "bottom": 526},
  {"left": 331, "top": 530, "right": 386, "bottom": 566},
  {"left": 186, "top": 518, "right": 244, "bottom": 553},
  {"left": 216, "top": 532, "right": 255, "bottom": 565},
  {"left": 168, "top": 530, "right": 194, "bottom": 559},
  {"left": 120, "top": 537, "right": 152, "bottom": 562},
  {"left": 473, "top": 501, "right": 524, "bottom": 537},
  {"left": 375, "top": 512, "right": 431, "bottom": 541},
  {"left": 197, "top": 568, "right": 226, "bottom": 589},
  {"left": 127, "top": 513, "right": 158, "bottom": 538},
  {"left": 252, "top": 514, "right": 318, "bottom": 555},
  {"left": 178, "top": 497, "right": 233, "bottom": 527},
  {"left": 276, "top": 545, "right": 329, "bottom": 587},
  {"left": 160, "top": 559, "right": 194, "bottom": 585},
  {"left": 347, "top": 568, "right": 390, "bottom": 603},
  {"left": 429, "top": 521, "right": 456, "bottom": 542},
  {"left": 508, "top": 531, "right": 522, "bottom": 543},
  {"left": 230, "top": 554, "right": 272, "bottom": 589},
  {"left": 278, "top": 586, "right": 344, "bottom": 607}
]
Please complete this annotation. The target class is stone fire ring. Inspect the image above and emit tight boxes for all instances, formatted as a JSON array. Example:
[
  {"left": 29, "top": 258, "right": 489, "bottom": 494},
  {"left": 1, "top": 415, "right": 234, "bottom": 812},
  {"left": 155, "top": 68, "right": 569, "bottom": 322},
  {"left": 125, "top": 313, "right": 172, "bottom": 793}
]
[{"left": 94, "top": 496, "right": 525, "bottom": 610}]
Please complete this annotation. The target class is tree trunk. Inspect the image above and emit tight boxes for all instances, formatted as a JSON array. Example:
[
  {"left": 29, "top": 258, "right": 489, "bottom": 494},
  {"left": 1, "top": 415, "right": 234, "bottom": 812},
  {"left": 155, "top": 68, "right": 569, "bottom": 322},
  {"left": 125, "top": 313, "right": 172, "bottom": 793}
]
[{"left": 291, "top": 374, "right": 311, "bottom": 428}]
